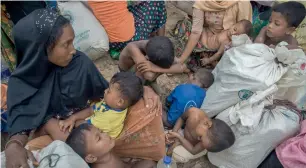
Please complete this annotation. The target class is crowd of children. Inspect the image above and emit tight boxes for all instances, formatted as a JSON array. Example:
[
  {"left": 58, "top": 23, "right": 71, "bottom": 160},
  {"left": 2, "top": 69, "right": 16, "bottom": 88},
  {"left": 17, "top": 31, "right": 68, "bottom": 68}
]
[
  {"left": 1, "top": 1, "right": 306, "bottom": 168},
  {"left": 66, "top": 1, "right": 305, "bottom": 167}
]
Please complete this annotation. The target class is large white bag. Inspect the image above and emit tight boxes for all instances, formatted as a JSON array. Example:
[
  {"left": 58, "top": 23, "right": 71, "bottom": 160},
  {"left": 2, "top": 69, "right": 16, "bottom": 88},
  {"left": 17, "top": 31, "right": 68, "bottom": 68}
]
[
  {"left": 58, "top": 1, "right": 109, "bottom": 61},
  {"left": 201, "top": 41, "right": 288, "bottom": 117},
  {"left": 208, "top": 103, "right": 300, "bottom": 168},
  {"left": 273, "top": 45, "right": 306, "bottom": 110},
  {"left": 1, "top": 140, "right": 89, "bottom": 168}
]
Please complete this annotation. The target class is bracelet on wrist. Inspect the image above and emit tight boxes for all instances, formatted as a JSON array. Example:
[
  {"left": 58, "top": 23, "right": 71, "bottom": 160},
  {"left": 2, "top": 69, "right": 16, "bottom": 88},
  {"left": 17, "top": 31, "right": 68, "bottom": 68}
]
[{"left": 5, "top": 139, "right": 24, "bottom": 150}]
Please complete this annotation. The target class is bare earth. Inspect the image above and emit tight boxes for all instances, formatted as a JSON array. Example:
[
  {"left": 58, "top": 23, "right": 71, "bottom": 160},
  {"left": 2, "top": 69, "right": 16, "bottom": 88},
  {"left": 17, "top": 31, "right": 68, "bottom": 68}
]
[{"left": 94, "top": 2, "right": 217, "bottom": 168}]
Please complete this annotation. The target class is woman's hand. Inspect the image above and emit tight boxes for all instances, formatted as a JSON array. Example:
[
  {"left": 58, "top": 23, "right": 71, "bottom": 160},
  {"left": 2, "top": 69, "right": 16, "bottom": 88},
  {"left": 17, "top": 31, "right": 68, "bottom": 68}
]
[
  {"left": 137, "top": 61, "right": 160, "bottom": 73},
  {"left": 5, "top": 142, "right": 37, "bottom": 168},
  {"left": 143, "top": 86, "right": 161, "bottom": 113}
]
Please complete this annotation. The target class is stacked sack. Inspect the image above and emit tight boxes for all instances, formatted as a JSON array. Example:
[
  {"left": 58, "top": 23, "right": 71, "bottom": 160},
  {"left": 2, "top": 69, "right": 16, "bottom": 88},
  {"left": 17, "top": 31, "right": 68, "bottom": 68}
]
[{"left": 57, "top": 2, "right": 109, "bottom": 61}]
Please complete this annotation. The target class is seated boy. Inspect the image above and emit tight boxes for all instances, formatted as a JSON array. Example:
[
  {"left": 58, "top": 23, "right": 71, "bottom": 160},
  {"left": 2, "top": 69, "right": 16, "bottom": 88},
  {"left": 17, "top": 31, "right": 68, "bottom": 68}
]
[
  {"left": 162, "top": 68, "right": 214, "bottom": 128},
  {"left": 166, "top": 107, "right": 235, "bottom": 163},
  {"left": 119, "top": 36, "right": 175, "bottom": 82},
  {"left": 254, "top": 1, "right": 306, "bottom": 47},
  {"left": 137, "top": 20, "right": 252, "bottom": 73},
  {"left": 59, "top": 72, "right": 143, "bottom": 139},
  {"left": 66, "top": 123, "right": 156, "bottom": 168}
]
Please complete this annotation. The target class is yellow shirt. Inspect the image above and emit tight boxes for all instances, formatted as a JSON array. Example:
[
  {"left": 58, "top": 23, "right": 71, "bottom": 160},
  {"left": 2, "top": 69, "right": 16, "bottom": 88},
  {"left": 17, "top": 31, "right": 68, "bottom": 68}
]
[{"left": 87, "top": 101, "right": 127, "bottom": 138}]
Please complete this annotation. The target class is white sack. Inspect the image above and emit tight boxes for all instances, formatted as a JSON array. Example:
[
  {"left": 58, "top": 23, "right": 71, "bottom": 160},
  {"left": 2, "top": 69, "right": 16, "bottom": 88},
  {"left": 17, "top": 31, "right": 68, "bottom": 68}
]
[
  {"left": 273, "top": 44, "right": 306, "bottom": 109},
  {"left": 208, "top": 105, "right": 300, "bottom": 168},
  {"left": 1, "top": 140, "right": 89, "bottom": 168},
  {"left": 58, "top": 1, "right": 109, "bottom": 61},
  {"left": 201, "top": 40, "right": 287, "bottom": 117}
]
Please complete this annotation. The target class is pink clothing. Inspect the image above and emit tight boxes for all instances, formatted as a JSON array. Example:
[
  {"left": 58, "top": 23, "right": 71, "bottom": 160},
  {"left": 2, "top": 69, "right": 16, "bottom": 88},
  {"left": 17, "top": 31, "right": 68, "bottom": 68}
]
[{"left": 276, "top": 120, "right": 306, "bottom": 168}]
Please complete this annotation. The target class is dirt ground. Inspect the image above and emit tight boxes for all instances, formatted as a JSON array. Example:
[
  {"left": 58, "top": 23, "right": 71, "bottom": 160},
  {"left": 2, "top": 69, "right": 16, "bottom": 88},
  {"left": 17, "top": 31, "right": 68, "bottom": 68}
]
[{"left": 94, "top": 2, "right": 217, "bottom": 168}]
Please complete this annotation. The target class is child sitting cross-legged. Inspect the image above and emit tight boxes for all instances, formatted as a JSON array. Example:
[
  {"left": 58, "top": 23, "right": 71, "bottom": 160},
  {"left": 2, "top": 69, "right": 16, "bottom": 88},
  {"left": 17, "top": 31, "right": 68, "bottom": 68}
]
[
  {"left": 255, "top": 1, "right": 306, "bottom": 48},
  {"left": 166, "top": 107, "right": 235, "bottom": 163},
  {"left": 66, "top": 123, "right": 156, "bottom": 168},
  {"left": 59, "top": 72, "right": 143, "bottom": 139},
  {"left": 162, "top": 68, "right": 214, "bottom": 128}
]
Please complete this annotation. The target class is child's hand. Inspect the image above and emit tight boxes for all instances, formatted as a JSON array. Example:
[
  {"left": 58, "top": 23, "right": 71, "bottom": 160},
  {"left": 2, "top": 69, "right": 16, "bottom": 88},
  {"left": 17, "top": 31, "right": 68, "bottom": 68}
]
[
  {"left": 59, "top": 117, "right": 75, "bottom": 133},
  {"left": 201, "top": 58, "right": 211, "bottom": 66},
  {"left": 137, "top": 61, "right": 159, "bottom": 73}
]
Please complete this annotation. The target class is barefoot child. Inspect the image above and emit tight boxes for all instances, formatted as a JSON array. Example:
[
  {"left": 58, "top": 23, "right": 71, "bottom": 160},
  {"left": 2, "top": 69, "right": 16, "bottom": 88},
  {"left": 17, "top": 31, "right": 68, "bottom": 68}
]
[
  {"left": 166, "top": 107, "right": 235, "bottom": 163},
  {"left": 66, "top": 124, "right": 156, "bottom": 168},
  {"left": 254, "top": 1, "right": 306, "bottom": 47},
  {"left": 59, "top": 72, "right": 143, "bottom": 139},
  {"left": 162, "top": 68, "right": 214, "bottom": 128}
]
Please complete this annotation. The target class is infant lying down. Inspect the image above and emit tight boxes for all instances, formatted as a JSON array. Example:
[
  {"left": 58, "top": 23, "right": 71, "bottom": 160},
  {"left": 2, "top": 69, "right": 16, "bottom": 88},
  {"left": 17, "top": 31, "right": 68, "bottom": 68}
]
[{"left": 66, "top": 123, "right": 156, "bottom": 168}]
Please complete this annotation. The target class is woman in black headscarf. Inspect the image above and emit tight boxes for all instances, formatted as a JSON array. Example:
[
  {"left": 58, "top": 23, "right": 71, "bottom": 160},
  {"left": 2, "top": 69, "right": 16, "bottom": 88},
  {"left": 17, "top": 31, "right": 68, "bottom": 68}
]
[{"left": 4, "top": 9, "right": 160, "bottom": 168}]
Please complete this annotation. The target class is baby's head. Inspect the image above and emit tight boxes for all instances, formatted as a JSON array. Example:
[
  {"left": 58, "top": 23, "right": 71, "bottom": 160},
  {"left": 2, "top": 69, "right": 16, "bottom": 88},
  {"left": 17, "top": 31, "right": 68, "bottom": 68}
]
[
  {"left": 146, "top": 36, "right": 174, "bottom": 69},
  {"left": 196, "top": 118, "right": 235, "bottom": 152},
  {"left": 229, "top": 19, "right": 253, "bottom": 37},
  {"left": 188, "top": 68, "right": 214, "bottom": 89},
  {"left": 267, "top": 1, "right": 305, "bottom": 38},
  {"left": 105, "top": 72, "right": 143, "bottom": 110},
  {"left": 66, "top": 123, "right": 115, "bottom": 163}
]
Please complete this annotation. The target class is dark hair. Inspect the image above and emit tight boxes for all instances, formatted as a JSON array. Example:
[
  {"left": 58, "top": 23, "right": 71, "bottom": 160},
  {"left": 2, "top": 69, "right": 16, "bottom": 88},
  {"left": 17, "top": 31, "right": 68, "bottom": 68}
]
[
  {"left": 195, "top": 68, "right": 214, "bottom": 88},
  {"left": 46, "top": 15, "right": 70, "bottom": 51},
  {"left": 146, "top": 36, "right": 174, "bottom": 68},
  {"left": 110, "top": 72, "right": 144, "bottom": 106},
  {"left": 66, "top": 123, "right": 91, "bottom": 158},
  {"left": 239, "top": 19, "right": 253, "bottom": 36},
  {"left": 272, "top": 1, "right": 306, "bottom": 27},
  {"left": 206, "top": 119, "right": 235, "bottom": 152}
]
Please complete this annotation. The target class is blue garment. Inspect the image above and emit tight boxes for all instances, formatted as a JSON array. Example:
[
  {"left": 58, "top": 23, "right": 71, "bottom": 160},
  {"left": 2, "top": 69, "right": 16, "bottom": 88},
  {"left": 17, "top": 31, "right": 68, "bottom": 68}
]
[{"left": 166, "top": 84, "right": 205, "bottom": 126}]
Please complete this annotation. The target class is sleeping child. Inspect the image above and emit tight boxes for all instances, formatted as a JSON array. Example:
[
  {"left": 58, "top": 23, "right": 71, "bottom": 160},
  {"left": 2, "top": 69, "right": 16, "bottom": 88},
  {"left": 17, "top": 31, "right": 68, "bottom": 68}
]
[
  {"left": 162, "top": 68, "right": 214, "bottom": 128},
  {"left": 166, "top": 107, "right": 235, "bottom": 163},
  {"left": 58, "top": 72, "right": 143, "bottom": 139},
  {"left": 66, "top": 123, "right": 156, "bottom": 168},
  {"left": 254, "top": 1, "right": 305, "bottom": 48}
]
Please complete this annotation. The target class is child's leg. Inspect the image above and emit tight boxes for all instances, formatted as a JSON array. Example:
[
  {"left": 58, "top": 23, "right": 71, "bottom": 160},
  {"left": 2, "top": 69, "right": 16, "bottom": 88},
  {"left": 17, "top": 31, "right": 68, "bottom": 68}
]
[
  {"left": 162, "top": 108, "right": 173, "bottom": 128},
  {"left": 34, "top": 118, "right": 69, "bottom": 141},
  {"left": 132, "top": 159, "right": 156, "bottom": 168}
]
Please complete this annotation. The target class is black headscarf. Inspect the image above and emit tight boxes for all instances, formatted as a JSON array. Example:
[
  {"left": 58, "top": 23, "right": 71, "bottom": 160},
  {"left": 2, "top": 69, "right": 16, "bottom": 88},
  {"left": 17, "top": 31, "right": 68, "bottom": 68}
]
[{"left": 7, "top": 9, "right": 109, "bottom": 136}]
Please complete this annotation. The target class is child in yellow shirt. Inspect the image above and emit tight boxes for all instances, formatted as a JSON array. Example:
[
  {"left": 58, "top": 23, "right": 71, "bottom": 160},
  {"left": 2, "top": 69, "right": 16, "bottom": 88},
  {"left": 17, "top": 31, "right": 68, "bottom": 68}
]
[{"left": 59, "top": 72, "right": 143, "bottom": 138}]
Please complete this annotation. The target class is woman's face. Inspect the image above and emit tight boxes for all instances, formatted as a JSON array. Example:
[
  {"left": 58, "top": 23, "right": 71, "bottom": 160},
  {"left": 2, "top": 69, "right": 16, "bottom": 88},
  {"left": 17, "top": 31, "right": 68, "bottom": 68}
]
[{"left": 48, "top": 24, "right": 76, "bottom": 67}]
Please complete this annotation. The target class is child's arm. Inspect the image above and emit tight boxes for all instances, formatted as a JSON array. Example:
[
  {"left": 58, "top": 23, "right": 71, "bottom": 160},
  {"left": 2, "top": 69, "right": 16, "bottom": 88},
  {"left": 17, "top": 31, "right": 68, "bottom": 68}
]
[
  {"left": 168, "top": 131, "right": 205, "bottom": 155},
  {"left": 59, "top": 107, "right": 94, "bottom": 132},
  {"left": 201, "top": 43, "right": 225, "bottom": 66},
  {"left": 121, "top": 41, "right": 159, "bottom": 81},
  {"left": 137, "top": 61, "right": 189, "bottom": 74},
  {"left": 254, "top": 26, "right": 268, "bottom": 43},
  {"left": 179, "top": 8, "right": 204, "bottom": 64}
]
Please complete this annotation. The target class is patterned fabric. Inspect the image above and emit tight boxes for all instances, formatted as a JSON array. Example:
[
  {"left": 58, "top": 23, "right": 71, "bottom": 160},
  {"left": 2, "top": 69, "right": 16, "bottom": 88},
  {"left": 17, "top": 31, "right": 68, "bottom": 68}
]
[
  {"left": 171, "top": 17, "right": 216, "bottom": 57},
  {"left": 109, "top": 1, "right": 167, "bottom": 51},
  {"left": 171, "top": 18, "right": 217, "bottom": 70},
  {"left": 1, "top": 5, "right": 16, "bottom": 80},
  {"left": 251, "top": 4, "right": 269, "bottom": 38},
  {"left": 114, "top": 99, "right": 166, "bottom": 161}
]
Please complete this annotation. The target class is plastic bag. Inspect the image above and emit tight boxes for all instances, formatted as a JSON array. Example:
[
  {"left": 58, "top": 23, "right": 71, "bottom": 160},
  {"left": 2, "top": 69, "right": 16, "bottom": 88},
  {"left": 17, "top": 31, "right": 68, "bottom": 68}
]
[
  {"left": 1, "top": 140, "right": 89, "bottom": 168},
  {"left": 201, "top": 41, "right": 288, "bottom": 117},
  {"left": 208, "top": 104, "right": 300, "bottom": 168},
  {"left": 58, "top": 1, "right": 109, "bottom": 61}
]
